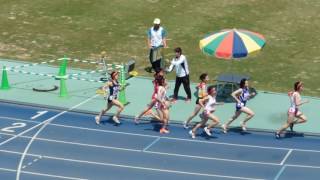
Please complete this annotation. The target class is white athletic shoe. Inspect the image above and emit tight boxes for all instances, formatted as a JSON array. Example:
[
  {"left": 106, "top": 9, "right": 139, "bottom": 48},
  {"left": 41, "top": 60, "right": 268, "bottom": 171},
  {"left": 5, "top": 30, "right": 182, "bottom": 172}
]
[
  {"left": 134, "top": 116, "right": 140, "bottom": 125},
  {"left": 112, "top": 116, "right": 120, "bottom": 124},
  {"left": 189, "top": 130, "right": 195, "bottom": 139},
  {"left": 95, "top": 116, "right": 100, "bottom": 125},
  {"left": 183, "top": 121, "right": 189, "bottom": 129},
  {"left": 221, "top": 124, "right": 227, "bottom": 134},
  {"left": 204, "top": 127, "right": 212, "bottom": 136},
  {"left": 240, "top": 121, "right": 247, "bottom": 131}
]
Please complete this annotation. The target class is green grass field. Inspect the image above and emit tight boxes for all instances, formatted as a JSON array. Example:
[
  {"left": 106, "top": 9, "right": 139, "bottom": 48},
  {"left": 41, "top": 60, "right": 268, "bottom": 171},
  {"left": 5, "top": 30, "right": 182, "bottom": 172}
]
[{"left": 0, "top": 0, "right": 319, "bottom": 96}]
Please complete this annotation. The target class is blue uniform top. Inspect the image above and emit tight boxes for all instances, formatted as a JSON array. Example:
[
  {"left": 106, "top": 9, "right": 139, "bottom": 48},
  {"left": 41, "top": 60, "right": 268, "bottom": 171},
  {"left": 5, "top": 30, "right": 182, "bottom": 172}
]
[
  {"left": 236, "top": 87, "right": 250, "bottom": 111},
  {"left": 108, "top": 80, "right": 120, "bottom": 102}
]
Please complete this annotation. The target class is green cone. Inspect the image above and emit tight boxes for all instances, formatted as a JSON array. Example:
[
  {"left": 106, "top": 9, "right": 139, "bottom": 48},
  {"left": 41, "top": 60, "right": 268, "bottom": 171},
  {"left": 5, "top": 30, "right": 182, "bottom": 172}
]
[
  {"left": 59, "top": 78, "right": 68, "bottom": 97},
  {"left": 0, "top": 66, "right": 10, "bottom": 90},
  {"left": 56, "top": 56, "right": 68, "bottom": 79}
]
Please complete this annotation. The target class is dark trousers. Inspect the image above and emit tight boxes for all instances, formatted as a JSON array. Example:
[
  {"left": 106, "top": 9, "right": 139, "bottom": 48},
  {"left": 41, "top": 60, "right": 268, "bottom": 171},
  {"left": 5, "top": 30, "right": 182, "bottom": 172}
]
[
  {"left": 173, "top": 75, "right": 192, "bottom": 99},
  {"left": 151, "top": 59, "right": 161, "bottom": 71},
  {"left": 149, "top": 47, "right": 163, "bottom": 71}
]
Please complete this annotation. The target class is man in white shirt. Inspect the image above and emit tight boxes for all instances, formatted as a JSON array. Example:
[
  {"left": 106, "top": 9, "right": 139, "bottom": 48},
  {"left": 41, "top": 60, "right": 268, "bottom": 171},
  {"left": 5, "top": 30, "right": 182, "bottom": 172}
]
[
  {"left": 167, "top": 47, "right": 192, "bottom": 102},
  {"left": 147, "top": 18, "right": 167, "bottom": 72}
]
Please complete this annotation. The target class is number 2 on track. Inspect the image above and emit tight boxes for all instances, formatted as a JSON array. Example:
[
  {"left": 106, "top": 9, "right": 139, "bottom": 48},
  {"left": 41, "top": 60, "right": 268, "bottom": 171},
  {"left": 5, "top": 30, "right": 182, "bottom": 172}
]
[{"left": 1, "top": 123, "right": 27, "bottom": 133}]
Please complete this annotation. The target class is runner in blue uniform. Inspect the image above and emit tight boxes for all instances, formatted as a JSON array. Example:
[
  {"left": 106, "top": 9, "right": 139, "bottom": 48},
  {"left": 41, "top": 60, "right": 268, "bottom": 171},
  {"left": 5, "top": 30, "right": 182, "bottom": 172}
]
[
  {"left": 222, "top": 78, "right": 255, "bottom": 133},
  {"left": 95, "top": 71, "right": 124, "bottom": 125}
]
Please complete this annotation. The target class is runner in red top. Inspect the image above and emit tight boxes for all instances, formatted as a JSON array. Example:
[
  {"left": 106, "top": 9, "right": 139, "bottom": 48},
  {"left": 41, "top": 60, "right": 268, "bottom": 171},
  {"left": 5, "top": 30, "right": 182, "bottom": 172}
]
[{"left": 134, "top": 68, "right": 164, "bottom": 124}]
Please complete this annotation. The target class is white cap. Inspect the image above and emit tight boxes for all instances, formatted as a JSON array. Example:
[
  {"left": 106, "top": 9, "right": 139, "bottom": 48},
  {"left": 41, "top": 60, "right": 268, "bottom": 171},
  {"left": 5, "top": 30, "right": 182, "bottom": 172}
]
[{"left": 153, "top": 18, "right": 161, "bottom": 24}]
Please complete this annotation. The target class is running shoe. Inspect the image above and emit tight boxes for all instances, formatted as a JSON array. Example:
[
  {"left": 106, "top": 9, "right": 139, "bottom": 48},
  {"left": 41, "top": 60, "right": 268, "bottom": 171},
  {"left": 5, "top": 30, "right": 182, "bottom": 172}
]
[
  {"left": 160, "top": 128, "right": 170, "bottom": 134},
  {"left": 221, "top": 124, "right": 227, "bottom": 134},
  {"left": 289, "top": 123, "right": 294, "bottom": 131},
  {"left": 112, "top": 116, "right": 121, "bottom": 124},
  {"left": 240, "top": 121, "right": 247, "bottom": 131},
  {"left": 185, "top": 98, "right": 191, "bottom": 103},
  {"left": 204, "top": 127, "right": 212, "bottom": 136},
  {"left": 134, "top": 116, "right": 140, "bottom": 125},
  {"left": 95, "top": 116, "right": 100, "bottom": 125},
  {"left": 183, "top": 121, "right": 189, "bottom": 129},
  {"left": 275, "top": 132, "right": 281, "bottom": 139},
  {"left": 189, "top": 130, "right": 195, "bottom": 139}
]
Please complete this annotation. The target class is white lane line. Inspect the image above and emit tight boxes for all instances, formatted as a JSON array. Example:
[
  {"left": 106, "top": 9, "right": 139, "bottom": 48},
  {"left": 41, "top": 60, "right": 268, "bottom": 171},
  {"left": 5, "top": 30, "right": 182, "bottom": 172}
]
[
  {"left": 144, "top": 150, "right": 280, "bottom": 166},
  {"left": 15, "top": 94, "right": 99, "bottom": 180},
  {"left": 2, "top": 115, "right": 320, "bottom": 155},
  {"left": 280, "top": 149, "right": 293, "bottom": 165},
  {"left": 32, "top": 152, "right": 268, "bottom": 180},
  {"left": 273, "top": 165, "right": 286, "bottom": 180},
  {"left": 286, "top": 164, "right": 320, "bottom": 169},
  {"left": 3, "top": 149, "right": 320, "bottom": 179},
  {"left": 143, "top": 137, "right": 161, "bottom": 152},
  {"left": 0, "top": 132, "right": 281, "bottom": 166},
  {"left": 1, "top": 116, "right": 320, "bottom": 153},
  {"left": 0, "top": 167, "right": 88, "bottom": 180}
]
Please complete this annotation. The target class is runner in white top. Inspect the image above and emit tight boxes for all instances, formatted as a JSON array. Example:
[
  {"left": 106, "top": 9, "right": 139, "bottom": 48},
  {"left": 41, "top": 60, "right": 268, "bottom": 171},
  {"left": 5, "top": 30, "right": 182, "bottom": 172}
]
[
  {"left": 275, "top": 81, "right": 309, "bottom": 139},
  {"left": 189, "top": 86, "right": 223, "bottom": 139}
]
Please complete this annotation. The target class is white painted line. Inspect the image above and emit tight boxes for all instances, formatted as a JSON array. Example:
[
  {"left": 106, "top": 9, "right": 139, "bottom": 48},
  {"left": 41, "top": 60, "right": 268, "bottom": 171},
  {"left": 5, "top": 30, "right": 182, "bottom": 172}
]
[
  {"left": 0, "top": 167, "right": 88, "bottom": 180},
  {"left": 286, "top": 164, "right": 320, "bottom": 169},
  {"left": 144, "top": 150, "right": 280, "bottom": 166},
  {"left": 0, "top": 132, "right": 281, "bottom": 166},
  {"left": 143, "top": 137, "right": 161, "bottom": 152},
  {"left": 15, "top": 94, "right": 99, "bottom": 180},
  {"left": 3, "top": 149, "right": 320, "bottom": 179},
  {"left": 1, "top": 116, "right": 320, "bottom": 154},
  {"left": 44, "top": 155, "right": 265, "bottom": 180},
  {"left": 280, "top": 149, "right": 293, "bottom": 165},
  {"left": 273, "top": 165, "right": 286, "bottom": 180}
]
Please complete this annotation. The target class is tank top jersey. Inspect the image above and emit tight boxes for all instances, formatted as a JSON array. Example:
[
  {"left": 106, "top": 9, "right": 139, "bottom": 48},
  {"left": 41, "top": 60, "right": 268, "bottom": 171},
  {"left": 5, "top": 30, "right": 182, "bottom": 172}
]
[
  {"left": 236, "top": 87, "right": 250, "bottom": 111},
  {"left": 155, "top": 86, "right": 167, "bottom": 109},
  {"left": 288, "top": 91, "right": 299, "bottom": 114},
  {"left": 108, "top": 80, "right": 120, "bottom": 102},
  {"left": 239, "top": 87, "right": 250, "bottom": 103},
  {"left": 197, "top": 82, "right": 206, "bottom": 99},
  {"left": 204, "top": 95, "right": 217, "bottom": 113}
]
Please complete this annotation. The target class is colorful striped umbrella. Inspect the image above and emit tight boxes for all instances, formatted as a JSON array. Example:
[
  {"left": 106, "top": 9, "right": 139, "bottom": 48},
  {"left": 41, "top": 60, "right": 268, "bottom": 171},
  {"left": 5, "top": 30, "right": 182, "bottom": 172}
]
[{"left": 199, "top": 29, "right": 266, "bottom": 59}]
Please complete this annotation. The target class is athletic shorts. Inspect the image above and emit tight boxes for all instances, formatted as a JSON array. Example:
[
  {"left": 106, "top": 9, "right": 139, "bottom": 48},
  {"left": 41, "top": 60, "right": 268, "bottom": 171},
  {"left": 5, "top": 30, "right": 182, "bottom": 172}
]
[
  {"left": 107, "top": 95, "right": 117, "bottom": 103},
  {"left": 236, "top": 102, "right": 246, "bottom": 111},
  {"left": 288, "top": 107, "right": 301, "bottom": 116}
]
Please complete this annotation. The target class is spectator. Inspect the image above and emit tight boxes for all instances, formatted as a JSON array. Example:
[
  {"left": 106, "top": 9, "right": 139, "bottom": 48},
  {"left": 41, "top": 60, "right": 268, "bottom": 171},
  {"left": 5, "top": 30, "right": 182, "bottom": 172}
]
[{"left": 147, "top": 18, "right": 167, "bottom": 72}]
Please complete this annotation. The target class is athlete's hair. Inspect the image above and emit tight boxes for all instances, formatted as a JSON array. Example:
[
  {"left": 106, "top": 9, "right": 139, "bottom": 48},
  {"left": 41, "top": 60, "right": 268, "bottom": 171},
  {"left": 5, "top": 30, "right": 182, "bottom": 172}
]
[
  {"left": 156, "top": 76, "right": 165, "bottom": 86},
  {"left": 239, "top": 78, "right": 247, "bottom": 88},
  {"left": 154, "top": 68, "right": 163, "bottom": 78},
  {"left": 207, "top": 85, "right": 216, "bottom": 94},
  {"left": 294, "top": 81, "right": 303, "bottom": 91},
  {"left": 110, "top": 71, "right": 119, "bottom": 80},
  {"left": 199, "top": 73, "right": 208, "bottom": 81}
]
